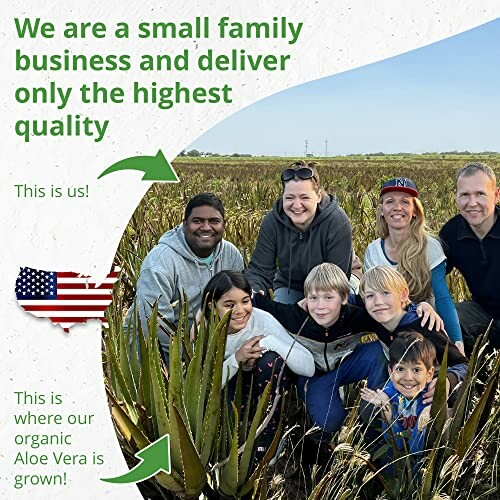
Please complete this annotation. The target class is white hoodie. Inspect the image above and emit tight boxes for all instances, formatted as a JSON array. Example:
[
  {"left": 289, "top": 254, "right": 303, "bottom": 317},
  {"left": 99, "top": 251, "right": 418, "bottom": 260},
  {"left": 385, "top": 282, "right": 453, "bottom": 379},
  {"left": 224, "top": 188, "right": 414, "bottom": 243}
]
[{"left": 222, "top": 308, "right": 315, "bottom": 388}]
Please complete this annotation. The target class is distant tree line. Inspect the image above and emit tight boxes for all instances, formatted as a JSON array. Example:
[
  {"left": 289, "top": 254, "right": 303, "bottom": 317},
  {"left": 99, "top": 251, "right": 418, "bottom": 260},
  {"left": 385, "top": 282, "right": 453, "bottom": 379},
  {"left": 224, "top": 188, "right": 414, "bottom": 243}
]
[
  {"left": 179, "top": 149, "right": 253, "bottom": 158},
  {"left": 348, "top": 150, "right": 498, "bottom": 157},
  {"left": 178, "top": 149, "right": 498, "bottom": 158}
]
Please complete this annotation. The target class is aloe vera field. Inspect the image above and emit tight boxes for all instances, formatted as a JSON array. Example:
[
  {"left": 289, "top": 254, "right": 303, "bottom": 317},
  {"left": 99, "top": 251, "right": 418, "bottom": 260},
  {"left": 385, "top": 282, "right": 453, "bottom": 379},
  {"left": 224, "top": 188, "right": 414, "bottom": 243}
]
[{"left": 104, "top": 155, "right": 500, "bottom": 499}]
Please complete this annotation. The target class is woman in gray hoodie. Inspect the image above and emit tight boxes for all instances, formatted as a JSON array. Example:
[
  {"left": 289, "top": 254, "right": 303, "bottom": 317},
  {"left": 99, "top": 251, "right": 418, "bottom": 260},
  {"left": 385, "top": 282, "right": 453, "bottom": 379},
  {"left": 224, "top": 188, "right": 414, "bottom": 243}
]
[{"left": 245, "top": 161, "right": 353, "bottom": 303}]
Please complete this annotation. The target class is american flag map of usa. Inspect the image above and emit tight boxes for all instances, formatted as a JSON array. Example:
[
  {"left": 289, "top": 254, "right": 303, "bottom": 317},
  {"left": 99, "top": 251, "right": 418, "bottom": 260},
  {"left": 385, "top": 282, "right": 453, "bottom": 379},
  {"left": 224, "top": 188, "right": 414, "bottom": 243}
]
[{"left": 15, "top": 267, "right": 120, "bottom": 332}]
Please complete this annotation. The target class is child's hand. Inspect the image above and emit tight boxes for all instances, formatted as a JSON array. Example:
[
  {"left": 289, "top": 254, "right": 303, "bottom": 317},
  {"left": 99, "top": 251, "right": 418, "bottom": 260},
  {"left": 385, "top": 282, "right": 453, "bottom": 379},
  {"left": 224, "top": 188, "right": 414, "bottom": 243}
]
[
  {"left": 416, "top": 302, "right": 445, "bottom": 332},
  {"left": 360, "top": 387, "right": 390, "bottom": 407},
  {"left": 235, "top": 335, "right": 265, "bottom": 364}
]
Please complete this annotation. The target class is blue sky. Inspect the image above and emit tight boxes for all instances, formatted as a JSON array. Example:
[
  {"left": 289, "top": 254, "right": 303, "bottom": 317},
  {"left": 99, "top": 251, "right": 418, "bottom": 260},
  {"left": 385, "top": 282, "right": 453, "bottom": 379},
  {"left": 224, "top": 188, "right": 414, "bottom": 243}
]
[{"left": 189, "top": 18, "right": 500, "bottom": 156}]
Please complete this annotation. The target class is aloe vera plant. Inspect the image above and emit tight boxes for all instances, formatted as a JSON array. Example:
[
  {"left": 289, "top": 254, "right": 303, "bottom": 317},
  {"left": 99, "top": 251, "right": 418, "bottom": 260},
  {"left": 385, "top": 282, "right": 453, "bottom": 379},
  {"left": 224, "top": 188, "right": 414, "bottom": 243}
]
[{"left": 103, "top": 297, "right": 281, "bottom": 498}]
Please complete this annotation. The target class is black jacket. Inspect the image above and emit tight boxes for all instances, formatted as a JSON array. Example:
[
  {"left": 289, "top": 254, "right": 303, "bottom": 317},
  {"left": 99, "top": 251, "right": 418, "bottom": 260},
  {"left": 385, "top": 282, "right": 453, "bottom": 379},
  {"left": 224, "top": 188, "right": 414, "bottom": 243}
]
[
  {"left": 253, "top": 294, "right": 375, "bottom": 372},
  {"left": 439, "top": 205, "right": 500, "bottom": 319}
]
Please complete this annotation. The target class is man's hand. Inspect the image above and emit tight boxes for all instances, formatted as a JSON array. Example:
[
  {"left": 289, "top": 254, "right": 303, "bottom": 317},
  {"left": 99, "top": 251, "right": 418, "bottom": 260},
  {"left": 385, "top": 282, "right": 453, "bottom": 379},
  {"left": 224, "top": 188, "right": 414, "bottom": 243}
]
[
  {"left": 416, "top": 302, "right": 445, "bottom": 332},
  {"left": 235, "top": 335, "right": 266, "bottom": 364},
  {"left": 423, "top": 376, "right": 450, "bottom": 405}
]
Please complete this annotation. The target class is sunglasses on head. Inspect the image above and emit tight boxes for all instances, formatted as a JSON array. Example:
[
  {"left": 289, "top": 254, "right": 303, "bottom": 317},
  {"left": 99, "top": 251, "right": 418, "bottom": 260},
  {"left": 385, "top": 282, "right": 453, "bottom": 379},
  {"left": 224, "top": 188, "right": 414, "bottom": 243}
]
[{"left": 281, "top": 166, "right": 316, "bottom": 182}]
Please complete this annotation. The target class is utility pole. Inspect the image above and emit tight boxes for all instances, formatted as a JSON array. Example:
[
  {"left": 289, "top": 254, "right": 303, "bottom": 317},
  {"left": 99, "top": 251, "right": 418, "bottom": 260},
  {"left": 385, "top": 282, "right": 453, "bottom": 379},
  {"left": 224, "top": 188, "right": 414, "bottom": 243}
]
[
  {"left": 325, "top": 140, "right": 328, "bottom": 158},
  {"left": 305, "top": 140, "right": 309, "bottom": 157}
]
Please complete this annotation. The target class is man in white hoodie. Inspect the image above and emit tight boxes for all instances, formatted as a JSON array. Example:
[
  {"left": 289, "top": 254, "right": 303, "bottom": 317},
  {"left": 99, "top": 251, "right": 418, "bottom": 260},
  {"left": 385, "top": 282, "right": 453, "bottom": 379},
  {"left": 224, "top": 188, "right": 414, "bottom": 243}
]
[{"left": 127, "top": 193, "right": 244, "bottom": 362}]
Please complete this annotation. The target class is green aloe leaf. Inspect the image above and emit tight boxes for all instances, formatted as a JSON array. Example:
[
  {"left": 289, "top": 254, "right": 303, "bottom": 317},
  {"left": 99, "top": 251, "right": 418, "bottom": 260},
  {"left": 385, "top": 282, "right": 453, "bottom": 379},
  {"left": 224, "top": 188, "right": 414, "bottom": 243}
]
[
  {"left": 168, "top": 327, "right": 189, "bottom": 433},
  {"left": 428, "top": 344, "right": 449, "bottom": 444},
  {"left": 421, "top": 438, "right": 439, "bottom": 499},
  {"left": 106, "top": 387, "right": 149, "bottom": 449},
  {"left": 181, "top": 291, "right": 193, "bottom": 363},
  {"left": 239, "top": 372, "right": 252, "bottom": 443},
  {"left": 372, "top": 443, "right": 391, "bottom": 463},
  {"left": 155, "top": 470, "right": 185, "bottom": 495},
  {"left": 200, "top": 312, "right": 230, "bottom": 465},
  {"left": 476, "top": 355, "right": 500, "bottom": 432},
  {"left": 193, "top": 306, "right": 210, "bottom": 449},
  {"left": 167, "top": 400, "right": 185, "bottom": 484},
  {"left": 172, "top": 405, "right": 207, "bottom": 496},
  {"left": 449, "top": 363, "right": 476, "bottom": 442},
  {"left": 455, "top": 355, "right": 500, "bottom": 459},
  {"left": 127, "top": 303, "right": 141, "bottom": 390},
  {"left": 219, "top": 404, "right": 240, "bottom": 496},
  {"left": 138, "top": 315, "right": 154, "bottom": 433},
  {"left": 147, "top": 306, "right": 170, "bottom": 438},
  {"left": 183, "top": 353, "right": 202, "bottom": 434},
  {"left": 107, "top": 387, "right": 185, "bottom": 493},
  {"left": 238, "top": 380, "right": 272, "bottom": 488},
  {"left": 240, "top": 388, "right": 283, "bottom": 497},
  {"left": 199, "top": 307, "right": 223, "bottom": 409},
  {"left": 104, "top": 331, "right": 138, "bottom": 421},
  {"left": 117, "top": 305, "right": 137, "bottom": 401}
]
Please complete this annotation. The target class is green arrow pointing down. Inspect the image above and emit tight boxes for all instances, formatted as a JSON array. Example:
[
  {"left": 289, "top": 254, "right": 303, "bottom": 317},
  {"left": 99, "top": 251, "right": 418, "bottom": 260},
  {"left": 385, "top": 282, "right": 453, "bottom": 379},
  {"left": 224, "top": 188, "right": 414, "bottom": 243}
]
[
  {"left": 98, "top": 150, "right": 179, "bottom": 181},
  {"left": 101, "top": 434, "right": 171, "bottom": 484}
]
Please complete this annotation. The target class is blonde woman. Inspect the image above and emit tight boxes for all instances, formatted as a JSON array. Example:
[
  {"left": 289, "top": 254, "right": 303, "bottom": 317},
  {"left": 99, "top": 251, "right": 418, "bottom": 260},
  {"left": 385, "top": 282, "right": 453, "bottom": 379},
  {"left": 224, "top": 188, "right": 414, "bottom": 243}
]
[{"left": 364, "top": 178, "right": 464, "bottom": 354}]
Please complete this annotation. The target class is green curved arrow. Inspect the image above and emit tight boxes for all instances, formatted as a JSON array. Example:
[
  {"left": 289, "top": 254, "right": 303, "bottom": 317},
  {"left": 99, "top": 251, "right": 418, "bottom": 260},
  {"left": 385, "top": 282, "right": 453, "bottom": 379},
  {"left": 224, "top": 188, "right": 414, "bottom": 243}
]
[
  {"left": 101, "top": 434, "right": 171, "bottom": 484},
  {"left": 98, "top": 150, "right": 179, "bottom": 181}
]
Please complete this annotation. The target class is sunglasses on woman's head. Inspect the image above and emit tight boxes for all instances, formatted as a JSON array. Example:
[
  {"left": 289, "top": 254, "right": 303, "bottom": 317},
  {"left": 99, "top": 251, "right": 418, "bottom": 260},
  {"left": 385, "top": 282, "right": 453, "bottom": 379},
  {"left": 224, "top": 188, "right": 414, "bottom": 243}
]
[{"left": 281, "top": 167, "right": 316, "bottom": 182}]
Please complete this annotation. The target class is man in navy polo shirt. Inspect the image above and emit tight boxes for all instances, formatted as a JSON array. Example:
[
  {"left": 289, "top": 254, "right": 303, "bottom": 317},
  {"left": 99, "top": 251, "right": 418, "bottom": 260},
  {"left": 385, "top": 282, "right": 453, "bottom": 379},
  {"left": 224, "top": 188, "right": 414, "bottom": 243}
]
[{"left": 439, "top": 162, "right": 500, "bottom": 355}]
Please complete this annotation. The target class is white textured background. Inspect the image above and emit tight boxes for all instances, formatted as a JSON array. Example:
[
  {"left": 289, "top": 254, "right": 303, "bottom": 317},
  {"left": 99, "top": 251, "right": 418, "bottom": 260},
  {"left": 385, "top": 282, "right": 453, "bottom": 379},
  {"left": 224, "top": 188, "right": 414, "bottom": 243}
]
[{"left": 1, "top": 1, "right": 499, "bottom": 498}]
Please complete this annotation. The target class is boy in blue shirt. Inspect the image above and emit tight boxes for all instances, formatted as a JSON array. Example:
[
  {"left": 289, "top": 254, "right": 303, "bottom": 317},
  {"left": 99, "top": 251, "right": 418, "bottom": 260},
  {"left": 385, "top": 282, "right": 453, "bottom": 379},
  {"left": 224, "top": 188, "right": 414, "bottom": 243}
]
[
  {"left": 359, "top": 266, "right": 468, "bottom": 403},
  {"left": 361, "top": 331, "right": 436, "bottom": 456}
]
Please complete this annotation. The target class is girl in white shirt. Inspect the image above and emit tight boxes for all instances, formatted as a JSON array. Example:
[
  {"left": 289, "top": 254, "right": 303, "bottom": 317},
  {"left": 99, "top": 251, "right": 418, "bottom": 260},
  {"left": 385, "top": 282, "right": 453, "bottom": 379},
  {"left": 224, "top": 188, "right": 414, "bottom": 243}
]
[{"left": 201, "top": 270, "right": 314, "bottom": 458}]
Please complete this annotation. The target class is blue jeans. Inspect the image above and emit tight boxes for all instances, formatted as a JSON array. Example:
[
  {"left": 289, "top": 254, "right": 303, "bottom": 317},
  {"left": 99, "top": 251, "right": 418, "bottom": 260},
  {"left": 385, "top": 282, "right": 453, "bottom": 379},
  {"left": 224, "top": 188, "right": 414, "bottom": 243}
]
[
  {"left": 297, "top": 341, "right": 388, "bottom": 439},
  {"left": 273, "top": 287, "right": 304, "bottom": 304}
]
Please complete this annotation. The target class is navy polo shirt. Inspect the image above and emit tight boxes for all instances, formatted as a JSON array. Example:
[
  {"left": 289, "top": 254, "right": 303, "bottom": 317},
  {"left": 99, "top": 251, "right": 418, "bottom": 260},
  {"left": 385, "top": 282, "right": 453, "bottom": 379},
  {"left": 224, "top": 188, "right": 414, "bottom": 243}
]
[{"left": 439, "top": 205, "right": 500, "bottom": 319}]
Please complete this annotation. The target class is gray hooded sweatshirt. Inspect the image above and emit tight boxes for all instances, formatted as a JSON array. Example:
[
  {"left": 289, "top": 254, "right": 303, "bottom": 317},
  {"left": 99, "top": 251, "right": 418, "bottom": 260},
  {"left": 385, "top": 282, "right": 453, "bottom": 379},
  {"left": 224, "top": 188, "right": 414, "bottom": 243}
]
[{"left": 125, "top": 224, "right": 244, "bottom": 359}]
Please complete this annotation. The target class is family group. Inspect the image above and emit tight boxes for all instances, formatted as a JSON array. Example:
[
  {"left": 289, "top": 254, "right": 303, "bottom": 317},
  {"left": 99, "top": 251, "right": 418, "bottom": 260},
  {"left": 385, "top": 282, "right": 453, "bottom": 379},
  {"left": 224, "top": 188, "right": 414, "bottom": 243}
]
[{"left": 126, "top": 160, "right": 499, "bottom": 464}]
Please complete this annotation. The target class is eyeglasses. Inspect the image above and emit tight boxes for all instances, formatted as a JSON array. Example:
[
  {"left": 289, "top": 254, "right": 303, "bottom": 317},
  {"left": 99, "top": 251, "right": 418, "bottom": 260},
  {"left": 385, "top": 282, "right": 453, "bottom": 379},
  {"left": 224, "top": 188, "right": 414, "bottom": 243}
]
[{"left": 281, "top": 167, "right": 316, "bottom": 182}]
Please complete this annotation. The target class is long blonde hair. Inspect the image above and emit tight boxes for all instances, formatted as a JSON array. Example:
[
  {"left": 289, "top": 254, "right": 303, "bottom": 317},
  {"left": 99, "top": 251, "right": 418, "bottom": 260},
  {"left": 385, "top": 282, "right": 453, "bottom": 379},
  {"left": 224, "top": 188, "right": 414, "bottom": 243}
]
[{"left": 375, "top": 196, "right": 432, "bottom": 303}]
